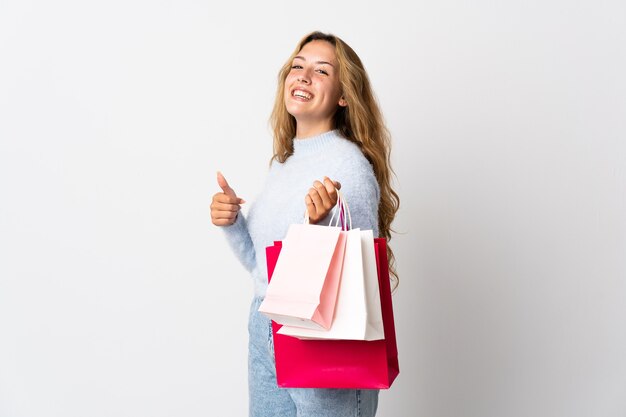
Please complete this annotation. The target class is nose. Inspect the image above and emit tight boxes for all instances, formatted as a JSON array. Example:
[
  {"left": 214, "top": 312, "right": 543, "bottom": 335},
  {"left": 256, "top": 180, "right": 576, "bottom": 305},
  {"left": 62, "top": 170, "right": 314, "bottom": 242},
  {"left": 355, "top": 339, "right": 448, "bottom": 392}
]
[{"left": 297, "top": 71, "right": 311, "bottom": 84}]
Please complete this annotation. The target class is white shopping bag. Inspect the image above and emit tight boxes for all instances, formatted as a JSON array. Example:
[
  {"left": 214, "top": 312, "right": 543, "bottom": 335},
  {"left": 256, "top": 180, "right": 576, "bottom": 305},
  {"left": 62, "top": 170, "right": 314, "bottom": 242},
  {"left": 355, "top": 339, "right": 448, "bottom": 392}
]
[{"left": 277, "top": 225, "right": 384, "bottom": 341}]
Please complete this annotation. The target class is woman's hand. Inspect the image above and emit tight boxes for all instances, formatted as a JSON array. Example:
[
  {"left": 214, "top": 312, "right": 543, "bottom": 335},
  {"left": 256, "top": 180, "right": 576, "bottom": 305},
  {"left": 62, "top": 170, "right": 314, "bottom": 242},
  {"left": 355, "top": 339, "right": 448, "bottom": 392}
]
[
  {"left": 306, "top": 176, "right": 341, "bottom": 224},
  {"left": 211, "top": 172, "right": 245, "bottom": 226}
]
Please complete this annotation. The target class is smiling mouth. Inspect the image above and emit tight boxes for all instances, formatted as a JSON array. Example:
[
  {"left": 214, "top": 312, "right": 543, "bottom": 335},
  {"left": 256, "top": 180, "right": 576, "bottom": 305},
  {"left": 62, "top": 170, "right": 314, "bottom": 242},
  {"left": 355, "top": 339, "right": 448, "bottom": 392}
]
[{"left": 292, "top": 89, "right": 313, "bottom": 100}]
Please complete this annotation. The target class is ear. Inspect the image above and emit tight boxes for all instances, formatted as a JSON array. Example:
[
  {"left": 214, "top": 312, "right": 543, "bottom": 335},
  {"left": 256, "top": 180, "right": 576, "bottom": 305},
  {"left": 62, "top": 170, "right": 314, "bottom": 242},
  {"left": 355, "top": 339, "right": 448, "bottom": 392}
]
[{"left": 338, "top": 96, "right": 348, "bottom": 107}]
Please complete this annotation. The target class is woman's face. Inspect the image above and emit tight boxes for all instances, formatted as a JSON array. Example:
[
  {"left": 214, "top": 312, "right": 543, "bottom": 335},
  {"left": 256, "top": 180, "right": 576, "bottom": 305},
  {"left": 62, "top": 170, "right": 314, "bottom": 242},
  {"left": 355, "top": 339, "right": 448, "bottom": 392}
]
[{"left": 284, "top": 40, "right": 346, "bottom": 135}]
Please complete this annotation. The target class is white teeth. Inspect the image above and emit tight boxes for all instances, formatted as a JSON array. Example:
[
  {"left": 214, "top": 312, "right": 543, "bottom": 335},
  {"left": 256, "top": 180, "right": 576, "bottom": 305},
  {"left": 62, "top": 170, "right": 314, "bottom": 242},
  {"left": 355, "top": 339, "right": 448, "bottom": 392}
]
[{"left": 293, "top": 90, "right": 312, "bottom": 100}]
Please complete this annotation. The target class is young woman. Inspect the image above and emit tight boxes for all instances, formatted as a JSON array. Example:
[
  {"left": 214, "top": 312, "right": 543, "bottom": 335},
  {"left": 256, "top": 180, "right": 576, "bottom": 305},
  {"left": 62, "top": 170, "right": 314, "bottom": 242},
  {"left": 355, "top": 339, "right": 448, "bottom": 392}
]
[{"left": 211, "top": 31, "right": 399, "bottom": 417}]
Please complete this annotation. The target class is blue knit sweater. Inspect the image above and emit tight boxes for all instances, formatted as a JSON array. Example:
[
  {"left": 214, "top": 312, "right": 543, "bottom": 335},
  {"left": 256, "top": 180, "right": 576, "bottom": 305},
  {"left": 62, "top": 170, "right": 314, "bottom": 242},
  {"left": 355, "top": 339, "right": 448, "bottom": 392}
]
[{"left": 223, "top": 129, "right": 380, "bottom": 297}]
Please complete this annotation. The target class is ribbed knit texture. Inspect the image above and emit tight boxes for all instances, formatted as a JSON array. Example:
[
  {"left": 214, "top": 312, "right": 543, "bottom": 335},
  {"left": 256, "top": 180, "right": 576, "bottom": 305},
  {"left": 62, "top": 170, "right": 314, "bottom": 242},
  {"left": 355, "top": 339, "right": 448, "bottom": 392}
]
[{"left": 223, "top": 129, "right": 380, "bottom": 297}]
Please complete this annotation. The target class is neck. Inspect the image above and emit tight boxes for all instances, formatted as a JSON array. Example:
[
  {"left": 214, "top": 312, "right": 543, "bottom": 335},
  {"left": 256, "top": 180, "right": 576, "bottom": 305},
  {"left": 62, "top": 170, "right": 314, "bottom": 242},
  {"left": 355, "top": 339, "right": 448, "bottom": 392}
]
[{"left": 295, "top": 119, "right": 334, "bottom": 139}]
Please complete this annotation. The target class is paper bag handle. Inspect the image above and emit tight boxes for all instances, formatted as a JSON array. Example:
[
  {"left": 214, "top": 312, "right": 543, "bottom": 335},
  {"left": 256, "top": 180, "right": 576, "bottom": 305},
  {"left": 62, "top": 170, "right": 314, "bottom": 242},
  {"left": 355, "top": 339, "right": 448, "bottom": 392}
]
[{"left": 304, "top": 190, "right": 352, "bottom": 231}]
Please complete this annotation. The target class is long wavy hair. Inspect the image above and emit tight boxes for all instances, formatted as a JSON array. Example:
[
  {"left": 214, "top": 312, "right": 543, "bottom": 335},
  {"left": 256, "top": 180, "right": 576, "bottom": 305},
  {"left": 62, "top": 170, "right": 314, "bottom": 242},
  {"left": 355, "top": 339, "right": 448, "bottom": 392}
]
[{"left": 270, "top": 31, "right": 401, "bottom": 288}]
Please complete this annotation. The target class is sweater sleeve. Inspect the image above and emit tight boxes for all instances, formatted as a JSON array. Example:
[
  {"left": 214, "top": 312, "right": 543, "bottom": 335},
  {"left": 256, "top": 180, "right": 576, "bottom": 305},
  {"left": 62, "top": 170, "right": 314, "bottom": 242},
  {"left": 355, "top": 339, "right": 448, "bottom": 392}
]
[
  {"left": 332, "top": 154, "right": 380, "bottom": 237},
  {"left": 221, "top": 212, "right": 257, "bottom": 273}
]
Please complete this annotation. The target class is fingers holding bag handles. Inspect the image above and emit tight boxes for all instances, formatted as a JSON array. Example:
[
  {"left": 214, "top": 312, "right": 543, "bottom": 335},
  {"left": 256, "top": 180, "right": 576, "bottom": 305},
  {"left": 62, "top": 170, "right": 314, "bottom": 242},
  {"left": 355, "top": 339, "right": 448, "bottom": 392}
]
[{"left": 305, "top": 176, "right": 342, "bottom": 224}]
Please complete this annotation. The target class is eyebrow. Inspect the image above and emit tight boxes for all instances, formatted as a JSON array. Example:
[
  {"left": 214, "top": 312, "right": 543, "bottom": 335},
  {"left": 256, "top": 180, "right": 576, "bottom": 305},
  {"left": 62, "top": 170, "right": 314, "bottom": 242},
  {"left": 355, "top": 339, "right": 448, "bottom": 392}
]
[{"left": 293, "top": 56, "right": 335, "bottom": 67}]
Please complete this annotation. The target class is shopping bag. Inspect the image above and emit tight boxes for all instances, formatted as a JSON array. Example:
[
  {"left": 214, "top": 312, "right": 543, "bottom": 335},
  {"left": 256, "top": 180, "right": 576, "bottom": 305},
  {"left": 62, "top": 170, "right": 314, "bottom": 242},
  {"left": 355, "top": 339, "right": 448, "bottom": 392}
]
[
  {"left": 266, "top": 237, "right": 400, "bottom": 389},
  {"left": 277, "top": 228, "right": 384, "bottom": 340},
  {"left": 258, "top": 223, "right": 347, "bottom": 330}
]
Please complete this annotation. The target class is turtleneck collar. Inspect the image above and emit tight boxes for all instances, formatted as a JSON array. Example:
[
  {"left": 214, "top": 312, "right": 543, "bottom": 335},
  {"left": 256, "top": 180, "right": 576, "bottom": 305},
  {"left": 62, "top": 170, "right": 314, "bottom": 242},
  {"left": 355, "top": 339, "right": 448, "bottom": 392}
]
[{"left": 292, "top": 129, "right": 342, "bottom": 154}]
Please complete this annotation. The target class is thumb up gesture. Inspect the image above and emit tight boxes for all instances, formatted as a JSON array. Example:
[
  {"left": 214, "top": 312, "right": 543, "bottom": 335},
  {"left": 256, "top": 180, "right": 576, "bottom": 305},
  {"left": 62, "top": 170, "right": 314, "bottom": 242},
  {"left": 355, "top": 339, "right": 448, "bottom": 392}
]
[{"left": 211, "top": 172, "right": 245, "bottom": 226}]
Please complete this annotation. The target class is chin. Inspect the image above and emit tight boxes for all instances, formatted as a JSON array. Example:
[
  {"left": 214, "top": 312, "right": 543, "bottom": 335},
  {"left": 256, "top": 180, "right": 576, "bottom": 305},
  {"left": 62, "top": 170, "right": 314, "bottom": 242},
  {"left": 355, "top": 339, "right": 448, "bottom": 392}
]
[{"left": 284, "top": 104, "right": 305, "bottom": 119}]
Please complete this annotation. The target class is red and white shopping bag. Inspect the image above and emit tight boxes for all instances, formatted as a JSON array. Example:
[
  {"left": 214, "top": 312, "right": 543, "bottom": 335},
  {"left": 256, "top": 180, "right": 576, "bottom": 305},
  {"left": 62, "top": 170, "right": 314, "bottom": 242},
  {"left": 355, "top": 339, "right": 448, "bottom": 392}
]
[{"left": 266, "top": 237, "right": 400, "bottom": 388}]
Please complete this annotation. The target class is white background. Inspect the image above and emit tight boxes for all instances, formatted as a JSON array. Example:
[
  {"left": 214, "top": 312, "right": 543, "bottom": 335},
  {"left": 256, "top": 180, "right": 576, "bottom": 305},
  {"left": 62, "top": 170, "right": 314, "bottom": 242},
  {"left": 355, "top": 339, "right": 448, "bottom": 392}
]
[{"left": 1, "top": 1, "right": 625, "bottom": 416}]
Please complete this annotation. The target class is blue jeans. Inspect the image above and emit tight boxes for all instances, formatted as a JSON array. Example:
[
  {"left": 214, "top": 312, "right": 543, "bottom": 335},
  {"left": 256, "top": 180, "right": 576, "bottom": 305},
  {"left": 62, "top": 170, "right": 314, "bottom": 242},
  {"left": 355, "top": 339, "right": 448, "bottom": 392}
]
[{"left": 248, "top": 297, "right": 379, "bottom": 417}]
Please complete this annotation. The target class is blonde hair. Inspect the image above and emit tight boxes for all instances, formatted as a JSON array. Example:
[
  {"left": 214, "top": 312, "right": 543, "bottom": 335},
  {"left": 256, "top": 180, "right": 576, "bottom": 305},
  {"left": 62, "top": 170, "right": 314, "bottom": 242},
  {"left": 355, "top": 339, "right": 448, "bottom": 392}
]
[{"left": 270, "top": 31, "right": 400, "bottom": 288}]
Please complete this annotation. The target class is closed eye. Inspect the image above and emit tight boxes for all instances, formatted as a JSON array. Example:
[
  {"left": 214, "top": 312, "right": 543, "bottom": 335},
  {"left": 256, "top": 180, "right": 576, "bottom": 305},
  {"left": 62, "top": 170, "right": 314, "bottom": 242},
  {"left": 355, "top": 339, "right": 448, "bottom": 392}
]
[{"left": 291, "top": 65, "right": 303, "bottom": 69}]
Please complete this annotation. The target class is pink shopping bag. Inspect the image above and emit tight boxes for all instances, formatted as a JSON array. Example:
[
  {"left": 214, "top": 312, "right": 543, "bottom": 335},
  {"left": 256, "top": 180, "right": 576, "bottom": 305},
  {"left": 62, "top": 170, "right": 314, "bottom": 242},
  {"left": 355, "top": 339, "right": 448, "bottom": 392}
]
[
  {"left": 258, "top": 224, "right": 347, "bottom": 330},
  {"left": 266, "top": 238, "right": 400, "bottom": 389}
]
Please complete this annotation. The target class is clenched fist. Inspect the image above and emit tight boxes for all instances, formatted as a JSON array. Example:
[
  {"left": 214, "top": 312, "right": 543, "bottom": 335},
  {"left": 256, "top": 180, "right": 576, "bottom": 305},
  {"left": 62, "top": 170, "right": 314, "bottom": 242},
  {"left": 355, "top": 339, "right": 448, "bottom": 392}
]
[{"left": 306, "top": 176, "right": 341, "bottom": 224}]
